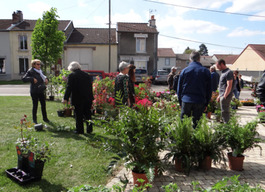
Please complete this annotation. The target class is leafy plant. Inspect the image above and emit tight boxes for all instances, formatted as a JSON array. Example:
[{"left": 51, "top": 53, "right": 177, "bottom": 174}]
[
  {"left": 192, "top": 175, "right": 265, "bottom": 191},
  {"left": 216, "top": 117, "right": 262, "bottom": 157},
  {"left": 194, "top": 114, "right": 226, "bottom": 165},
  {"left": 103, "top": 104, "right": 167, "bottom": 176},
  {"left": 258, "top": 112, "right": 265, "bottom": 123},
  {"left": 164, "top": 115, "right": 195, "bottom": 174}
]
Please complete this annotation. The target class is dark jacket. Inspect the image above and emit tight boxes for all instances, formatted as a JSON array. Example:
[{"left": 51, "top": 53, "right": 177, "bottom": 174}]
[
  {"left": 114, "top": 74, "right": 129, "bottom": 105},
  {"left": 22, "top": 67, "right": 46, "bottom": 94},
  {"left": 64, "top": 69, "right": 94, "bottom": 106},
  {"left": 211, "top": 71, "right": 220, "bottom": 92},
  {"left": 177, "top": 61, "right": 212, "bottom": 107},
  {"left": 256, "top": 73, "right": 265, "bottom": 101},
  {"left": 167, "top": 72, "right": 175, "bottom": 90},
  {"left": 173, "top": 75, "right": 180, "bottom": 93}
]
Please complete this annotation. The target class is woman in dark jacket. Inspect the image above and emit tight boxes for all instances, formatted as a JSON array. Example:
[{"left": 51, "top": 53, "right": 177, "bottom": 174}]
[
  {"left": 128, "top": 64, "right": 136, "bottom": 107},
  {"left": 22, "top": 59, "right": 49, "bottom": 124}
]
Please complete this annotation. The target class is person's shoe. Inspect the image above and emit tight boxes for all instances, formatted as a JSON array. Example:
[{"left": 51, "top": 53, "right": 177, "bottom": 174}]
[
  {"left": 33, "top": 120, "right": 38, "bottom": 124},
  {"left": 43, "top": 118, "right": 50, "bottom": 123}
]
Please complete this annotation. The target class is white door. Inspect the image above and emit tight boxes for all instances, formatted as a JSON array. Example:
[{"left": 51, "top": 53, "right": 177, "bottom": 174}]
[{"left": 66, "top": 48, "right": 93, "bottom": 70}]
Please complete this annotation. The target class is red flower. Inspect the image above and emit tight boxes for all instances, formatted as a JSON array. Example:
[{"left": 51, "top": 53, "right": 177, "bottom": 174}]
[{"left": 137, "top": 98, "right": 152, "bottom": 107}]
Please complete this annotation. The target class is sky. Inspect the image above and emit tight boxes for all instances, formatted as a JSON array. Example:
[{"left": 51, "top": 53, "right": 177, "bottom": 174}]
[{"left": 1, "top": 0, "right": 265, "bottom": 55}]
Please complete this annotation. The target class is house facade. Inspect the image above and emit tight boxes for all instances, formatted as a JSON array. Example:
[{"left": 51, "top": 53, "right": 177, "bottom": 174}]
[
  {"left": 64, "top": 28, "right": 117, "bottom": 72},
  {"left": 157, "top": 48, "right": 176, "bottom": 73},
  {"left": 230, "top": 44, "right": 265, "bottom": 80},
  {"left": 117, "top": 16, "right": 158, "bottom": 75},
  {"left": 0, "top": 10, "right": 72, "bottom": 80}
]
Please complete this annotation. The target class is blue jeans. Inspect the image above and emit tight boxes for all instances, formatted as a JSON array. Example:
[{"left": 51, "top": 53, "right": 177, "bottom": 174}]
[
  {"left": 233, "top": 89, "right": 240, "bottom": 99},
  {"left": 180, "top": 102, "right": 205, "bottom": 128}
]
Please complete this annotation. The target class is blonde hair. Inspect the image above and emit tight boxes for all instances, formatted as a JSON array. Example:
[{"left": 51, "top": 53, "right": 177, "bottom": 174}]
[{"left": 31, "top": 59, "right": 41, "bottom": 67}]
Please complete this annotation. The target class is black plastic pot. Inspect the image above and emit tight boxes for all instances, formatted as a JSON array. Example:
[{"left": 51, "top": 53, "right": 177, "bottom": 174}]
[{"left": 57, "top": 110, "right": 65, "bottom": 117}]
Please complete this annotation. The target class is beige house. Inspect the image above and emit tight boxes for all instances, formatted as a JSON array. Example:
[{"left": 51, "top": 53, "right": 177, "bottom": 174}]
[
  {"left": 0, "top": 11, "right": 72, "bottom": 80},
  {"left": 64, "top": 28, "right": 117, "bottom": 72},
  {"left": 157, "top": 48, "right": 176, "bottom": 72},
  {"left": 230, "top": 44, "right": 265, "bottom": 79},
  {"left": 0, "top": 10, "right": 117, "bottom": 80}
]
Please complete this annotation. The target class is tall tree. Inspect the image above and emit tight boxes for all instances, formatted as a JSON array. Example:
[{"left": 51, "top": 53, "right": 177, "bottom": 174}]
[
  {"left": 199, "top": 44, "right": 209, "bottom": 56},
  {"left": 183, "top": 47, "right": 195, "bottom": 54},
  {"left": 31, "top": 8, "right": 65, "bottom": 74}
]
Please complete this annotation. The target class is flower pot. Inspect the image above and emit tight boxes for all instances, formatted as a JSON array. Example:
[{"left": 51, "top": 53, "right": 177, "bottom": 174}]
[
  {"left": 64, "top": 108, "right": 72, "bottom": 117},
  {"left": 49, "top": 96, "right": 54, "bottom": 101},
  {"left": 206, "top": 112, "right": 212, "bottom": 119},
  {"left": 16, "top": 146, "right": 29, "bottom": 173},
  {"left": 29, "top": 160, "right": 45, "bottom": 180},
  {"left": 132, "top": 171, "right": 149, "bottom": 187},
  {"left": 57, "top": 110, "right": 65, "bottom": 117},
  {"left": 199, "top": 156, "right": 212, "bottom": 170},
  {"left": 174, "top": 158, "right": 184, "bottom": 172},
  {"left": 227, "top": 152, "right": 245, "bottom": 171}
]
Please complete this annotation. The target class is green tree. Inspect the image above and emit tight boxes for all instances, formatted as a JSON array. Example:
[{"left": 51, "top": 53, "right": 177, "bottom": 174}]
[
  {"left": 31, "top": 8, "right": 65, "bottom": 74},
  {"left": 183, "top": 47, "right": 195, "bottom": 54},
  {"left": 199, "top": 44, "right": 209, "bottom": 56}
]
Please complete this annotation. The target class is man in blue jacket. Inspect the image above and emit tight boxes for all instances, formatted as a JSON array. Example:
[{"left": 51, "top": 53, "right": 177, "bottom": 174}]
[{"left": 177, "top": 51, "right": 212, "bottom": 128}]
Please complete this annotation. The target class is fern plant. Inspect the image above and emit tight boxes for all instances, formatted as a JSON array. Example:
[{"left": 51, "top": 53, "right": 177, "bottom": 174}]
[{"left": 164, "top": 115, "right": 195, "bottom": 174}]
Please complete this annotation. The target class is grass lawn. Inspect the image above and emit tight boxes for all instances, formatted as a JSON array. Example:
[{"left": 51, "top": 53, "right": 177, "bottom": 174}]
[
  {"left": 0, "top": 80, "right": 28, "bottom": 85},
  {"left": 0, "top": 96, "right": 120, "bottom": 192}
]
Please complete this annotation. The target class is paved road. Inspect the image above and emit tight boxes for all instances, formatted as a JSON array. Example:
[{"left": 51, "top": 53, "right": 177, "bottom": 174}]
[
  {"left": 0, "top": 84, "right": 253, "bottom": 99},
  {"left": 0, "top": 84, "right": 30, "bottom": 96}
]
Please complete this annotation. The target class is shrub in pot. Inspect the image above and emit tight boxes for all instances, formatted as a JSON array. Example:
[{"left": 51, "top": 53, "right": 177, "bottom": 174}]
[
  {"left": 104, "top": 104, "right": 167, "bottom": 186},
  {"left": 14, "top": 115, "right": 51, "bottom": 179},
  {"left": 164, "top": 115, "right": 195, "bottom": 174},
  {"left": 194, "top": 115, "right": 226, "bottom": 170},
  {"left": 216, "top": 117, "right": 262, "bottom": 171}
]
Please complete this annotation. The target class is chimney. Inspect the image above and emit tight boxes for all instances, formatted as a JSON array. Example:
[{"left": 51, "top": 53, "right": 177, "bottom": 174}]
[
  {"left": 149, "top": 15, "right": 156, "bottom": 28},
  {"left": 12, "top": 10, "right": 23, "bottom": 24}
]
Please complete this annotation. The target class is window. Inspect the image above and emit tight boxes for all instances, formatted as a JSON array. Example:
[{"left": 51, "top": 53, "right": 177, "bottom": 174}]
[
  {"left": 136, "top": 38, "right": 146, "bottom": 53},
  {"left": 165, "top": 58, "right": 170, "bottom": 66},
  {"left": 0, "top": 58, "right": 5, "bottom": 74},
  {"left": 19, "top": 35, "right": 28, "bottom": 50},
  {"left": 19, "top": 58, "right": 29, "bottom": 74}
]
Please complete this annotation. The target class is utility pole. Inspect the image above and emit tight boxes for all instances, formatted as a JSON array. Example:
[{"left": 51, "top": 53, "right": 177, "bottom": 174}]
[{"left": 108, "top": 0, "right": 111, "bottom": 73}]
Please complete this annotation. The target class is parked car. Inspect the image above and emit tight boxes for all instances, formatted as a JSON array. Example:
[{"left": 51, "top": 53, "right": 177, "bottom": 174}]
[
  {"left": 152, "top": 70, "right": 168, "bottom": 84},
  {"left": 135, "top": 69, "right": 148, "bottom": 83},
  {"left": 83, "top": 70, "right": 110, "bottom": 81}
]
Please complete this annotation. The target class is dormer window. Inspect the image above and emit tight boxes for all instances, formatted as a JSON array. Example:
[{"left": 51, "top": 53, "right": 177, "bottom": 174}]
[
  {"left": 19, "top": 35, "right": 28, "bottom": 50},
  {"left": 134, "top": 34, "right": 148, "bottom": 53}
]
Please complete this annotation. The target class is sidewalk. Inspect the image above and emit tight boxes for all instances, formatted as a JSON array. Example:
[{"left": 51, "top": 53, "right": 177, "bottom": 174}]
[{"left": 106, "top": 106, "right": 265, "bottom": 191}]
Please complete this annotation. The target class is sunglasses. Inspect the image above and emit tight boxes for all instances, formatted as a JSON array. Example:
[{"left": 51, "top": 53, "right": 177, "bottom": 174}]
[{"left": 35, "top": 63, "right": 41, "bottom": 66}]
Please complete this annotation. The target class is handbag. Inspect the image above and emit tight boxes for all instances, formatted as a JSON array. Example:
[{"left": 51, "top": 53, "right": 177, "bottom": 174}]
[{"left": 37, "top": 84, "right": 46, "bottom": 93}]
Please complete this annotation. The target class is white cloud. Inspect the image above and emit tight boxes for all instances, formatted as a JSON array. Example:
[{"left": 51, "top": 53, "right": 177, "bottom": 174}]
[
  {"left": 228, "top": 27, "right": 265, "bottom": 37},
  {"left": 28, "top": 2, "right": 51, "bottom": 16},
  {"left": 225, "top": 0, "right": 265, "bottom": 13},
  {"left": 157, "top": 15, "right": 227, "bottom": 35},
  {"left": 78, "top": 0, "right": 89, "bottom": 7},
  {"left": 248, "top": 11, "right": 265, "bottom": 21}
]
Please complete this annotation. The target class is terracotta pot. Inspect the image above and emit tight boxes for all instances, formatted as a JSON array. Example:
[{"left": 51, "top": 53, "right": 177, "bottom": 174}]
[
  {"left": 64, "top": 109, "right": 72, "bottom": 117},
  {"left": 174, "top": 158, "right": 184, "bottom": 172},
  {"left": 199, "top": 156, "right": 212, "bottom": 170},
  {"left": 132, "top": 171, "right": 149, "bottom": 187},
  {"left": 206, "top": 112, "right": 212, "bottom": 119},
  {"left": 228, "top": 152, "right": 245, "bottom": 171}
]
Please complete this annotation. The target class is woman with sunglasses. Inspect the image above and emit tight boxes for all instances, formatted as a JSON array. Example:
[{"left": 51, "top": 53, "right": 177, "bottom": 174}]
[{"left": 22, "top": 59, "right": 49, "bottom": 124}]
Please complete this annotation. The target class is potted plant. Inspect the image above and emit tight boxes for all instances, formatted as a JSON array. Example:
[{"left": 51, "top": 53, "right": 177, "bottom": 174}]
[
  {"left": 12, "top": 115, "right": 51, "bottom": 180},
  {"left": 104, "top": 104, "right": 166, "bottom": 186},
  {"left": 216, "top": 117, "right": 262, "bottom": 171},
  {"left": 164, "top": 115, "right": 195, "bottom": 174},
  {"left": 194, "top": 115, "right": 226, "bottom": 170}
]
